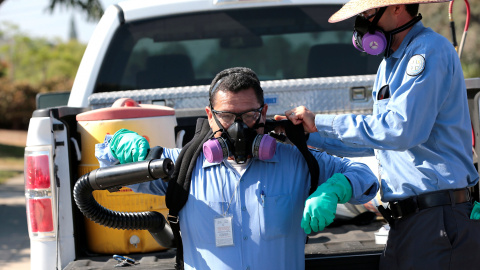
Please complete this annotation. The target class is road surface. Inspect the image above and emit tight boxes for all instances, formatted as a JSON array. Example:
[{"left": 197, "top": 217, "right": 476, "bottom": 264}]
[{"left": 0, "top": 174, "right": 30, "bottom": 270}]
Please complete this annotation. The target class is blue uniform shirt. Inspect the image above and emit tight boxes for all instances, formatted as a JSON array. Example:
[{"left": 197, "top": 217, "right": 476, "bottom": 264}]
[
  {"left": 309, "top": 21, "right": 478, "bottom": 202},
  {"left": 127, "top": 143, "right": 377, "bottom": 270}
]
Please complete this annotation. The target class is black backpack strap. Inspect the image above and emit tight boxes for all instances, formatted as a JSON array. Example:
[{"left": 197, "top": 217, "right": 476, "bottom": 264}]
[
  {"left": 265, "top": 119, "right": 319, "bottom": 195},
  {"left": 284, "top": 122, "right": 319, "bottom": 195},
  {"left": 165, "top": 118, "right": 212, "bottom": 270}
]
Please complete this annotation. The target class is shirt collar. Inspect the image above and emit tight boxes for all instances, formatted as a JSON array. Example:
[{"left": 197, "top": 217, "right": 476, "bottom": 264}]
[
  {"left": 390, "top": 21, "right": 424, "bottom": 59},
  {"left": 202, "top": 151, "right": 279, "bottom": 168}
]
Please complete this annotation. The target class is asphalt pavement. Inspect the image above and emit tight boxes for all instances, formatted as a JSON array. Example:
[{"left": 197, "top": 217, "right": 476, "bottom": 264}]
[{"left": 0, "top": 174, "right": 30, "bottom": 270}]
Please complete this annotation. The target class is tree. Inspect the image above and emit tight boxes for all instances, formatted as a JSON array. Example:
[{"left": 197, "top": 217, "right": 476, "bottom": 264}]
[
  {"left": 0, "top": 23, "right": 87, "bottom": 129},
  {"left": 47, "top": 0, "right": 104, "bottom": 22},
  {"left": 0, "top": 22, "right": 86, "bottom": 85},
  {"left": 0, "top": 0, "right": 104, "bottom": 22}
]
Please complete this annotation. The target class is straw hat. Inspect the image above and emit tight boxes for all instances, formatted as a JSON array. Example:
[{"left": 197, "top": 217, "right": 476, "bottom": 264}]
[{"left": 329, "top": 0, "right": 451, "bottom": 23}]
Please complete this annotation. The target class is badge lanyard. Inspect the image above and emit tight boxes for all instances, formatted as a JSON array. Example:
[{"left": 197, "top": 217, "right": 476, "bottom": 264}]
[{"left": 214, "top": 162, "right": 242, "bottom": 247}]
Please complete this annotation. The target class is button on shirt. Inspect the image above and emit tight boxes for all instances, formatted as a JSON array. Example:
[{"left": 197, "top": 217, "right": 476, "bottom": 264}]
[
  {"left": 128, "top": 143, "right": 377, "bottom": 270},
  {"left": 308, "top": 21, "right": 478, "bottom": 202}
]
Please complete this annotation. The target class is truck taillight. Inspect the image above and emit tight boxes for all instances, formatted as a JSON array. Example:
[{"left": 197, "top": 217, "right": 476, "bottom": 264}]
[
  {"left": 24, "top": 146, "right": 56, "bottom": 239},
  {"left": 28, "top": 198, "right": 54, "bottom": 232},
  {"left": 26, "top": 155, "right": 51, "bottom": 189}
]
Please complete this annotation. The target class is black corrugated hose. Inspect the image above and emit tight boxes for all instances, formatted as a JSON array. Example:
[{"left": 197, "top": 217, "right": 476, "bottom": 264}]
[{"left": 73, "top": 158, "right": 176, "bottom": 248}]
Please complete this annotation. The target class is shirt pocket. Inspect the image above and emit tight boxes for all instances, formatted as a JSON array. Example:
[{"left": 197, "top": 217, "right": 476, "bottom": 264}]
[
  {"left": 257, "top": 194, "right": 293, "bottom": 240},
  {"left": 191, "top": 199, "right": 228, "bottom": 245}
]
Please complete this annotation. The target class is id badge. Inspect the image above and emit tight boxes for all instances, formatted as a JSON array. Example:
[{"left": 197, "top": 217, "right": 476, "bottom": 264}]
[{"left": 214, "top": 215, "right": 234, "bottom": 247}]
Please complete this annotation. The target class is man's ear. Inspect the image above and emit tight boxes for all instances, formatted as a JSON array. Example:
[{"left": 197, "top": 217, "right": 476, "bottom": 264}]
[
  {"left": 205, "top": 105, "right": 212, "bottom": 119},
  {"left": 206, "top": 105, "right": 222, "bottom": 137},
  {"left": 206, "top": 105, "right": 214, "bottom": 126},
  {"left": 261, "top": 103, "right": 269, "bottom": 121},
  {"left": 393, "top": 4, "right": 404, "bottom": 15}
]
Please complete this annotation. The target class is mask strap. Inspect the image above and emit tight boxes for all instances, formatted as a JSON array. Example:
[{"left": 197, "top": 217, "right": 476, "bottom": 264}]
[
  {"left": 251, "top": 104, "right": 266, "bottom": 130},
  {"left": 210, "top": 106, "right": 230, "bottom": 139},
  {"left": 384, "top": 14, "right": 422, "bottom": 57},
  {"left": 211, "top": 129, "right": 223, "bottom": 138},
  {"left": 209, "top": 79, "right": 223, "bottom": 104},
  {"left": 212, "top": 113, "right": 224, "bottom": 132},
  {"left": 368, "top": 7, "right": 387, "bottom": 34},
  {"left": 389, "top": 14, "right": 422, "bottom": 35}
]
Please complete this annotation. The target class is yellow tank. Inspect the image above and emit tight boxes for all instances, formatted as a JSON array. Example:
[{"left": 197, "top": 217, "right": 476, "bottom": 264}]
[{"left": 76, "top": 98, "right": 176, "bottom": 254}]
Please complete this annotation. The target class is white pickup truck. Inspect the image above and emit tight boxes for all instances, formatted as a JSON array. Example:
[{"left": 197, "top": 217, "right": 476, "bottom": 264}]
[{"left": 24, "top": 0, "right": 480, "bottom": 269}]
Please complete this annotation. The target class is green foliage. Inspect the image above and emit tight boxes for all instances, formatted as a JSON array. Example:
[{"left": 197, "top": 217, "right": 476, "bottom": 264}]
[
  {"left": 0, "top": 143, "right": 24, "bottom": 158},
  {"left": 0, "top": 144, "right": 24, "bottom": 183},
  {"left": 0, "top": 22, "right": 86, "bottom": 85},
  {"left": 0, "top": 77, "right": 76, "bottom": 129},
  {"left": 0, "top": 60, "right": 7, "bottom": 77},
  {"left": 0, "top": 22, "right": 85, "bottom": 129},
  {"left": 0, "top": 171, "right": 21, "bottom": 184},
  {"left": 0, "top": 78, "right": 37, "bottom": 129}
]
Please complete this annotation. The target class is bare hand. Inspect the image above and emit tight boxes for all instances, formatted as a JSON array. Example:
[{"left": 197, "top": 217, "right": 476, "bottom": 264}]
[{"left": 274, "top": 106, "right": 318, "bottom": 133}]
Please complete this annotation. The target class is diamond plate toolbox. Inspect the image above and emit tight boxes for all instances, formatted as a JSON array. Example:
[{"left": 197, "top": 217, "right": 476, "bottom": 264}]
[{"left": 88, "top": 75, "right": 376, "bottom": 117}]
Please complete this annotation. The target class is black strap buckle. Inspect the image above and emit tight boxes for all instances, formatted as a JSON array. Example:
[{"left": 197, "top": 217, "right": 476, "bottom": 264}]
[{"left": 167, "top": 214, "right": 179, "bottom": 224}]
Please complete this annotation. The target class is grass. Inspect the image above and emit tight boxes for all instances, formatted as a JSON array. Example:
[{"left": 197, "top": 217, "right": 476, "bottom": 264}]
[
  {"left": 0, "top": 144, "right": 24, "bottom": 184},
  {"left": 0, "top": 171, "right": 22, "bottom": 184}
]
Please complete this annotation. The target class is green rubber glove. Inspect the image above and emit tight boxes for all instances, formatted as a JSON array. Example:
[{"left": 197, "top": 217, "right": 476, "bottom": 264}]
[
  {"left": 109, "top": 128, "right": 150, "bottom": 164},
  {"left": 470, "top": 201, "right": 480, "bottom": 220},
  {"left": 301, "top": 173, "right": 353, "bottom": 234}
]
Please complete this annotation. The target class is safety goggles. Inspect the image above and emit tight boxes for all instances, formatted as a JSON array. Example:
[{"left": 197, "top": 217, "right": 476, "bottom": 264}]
[{"left": 211, "top": 105, "right": 264, "bottom": 127}]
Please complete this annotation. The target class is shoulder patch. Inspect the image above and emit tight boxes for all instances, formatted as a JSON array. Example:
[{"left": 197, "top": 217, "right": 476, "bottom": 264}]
[{"left": 406, "top": 54, "right": 425, "bottom": 76}]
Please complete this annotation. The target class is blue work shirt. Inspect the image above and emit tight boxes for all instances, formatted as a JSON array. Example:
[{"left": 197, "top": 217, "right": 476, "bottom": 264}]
[
  {"left": 308, "top": 21, "right": 478, "bottom": 202},
  {"left": 127, "top": 143, "right": 377, "bottom": 270}
]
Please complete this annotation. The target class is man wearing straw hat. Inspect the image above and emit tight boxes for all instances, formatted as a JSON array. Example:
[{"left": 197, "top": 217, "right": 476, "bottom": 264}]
[{"left": 277, "top": 0, "right": 480, "bottom": 269}]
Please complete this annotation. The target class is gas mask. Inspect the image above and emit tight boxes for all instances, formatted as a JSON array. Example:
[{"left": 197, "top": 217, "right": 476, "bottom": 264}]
[
  {"left": 352, "top": 7, "right": 422, "bottom": 58},
  {"left": 203, "top": 117, "right": 276, "bottom": 164}
]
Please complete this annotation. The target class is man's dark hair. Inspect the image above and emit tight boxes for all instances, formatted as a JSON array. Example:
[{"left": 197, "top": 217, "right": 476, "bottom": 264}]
[
  {"left": 209, "top": 67, "right": 264, "bottom": 107},
  {"left": 405, "top": 4, "right": 419, "bottom": 17}
]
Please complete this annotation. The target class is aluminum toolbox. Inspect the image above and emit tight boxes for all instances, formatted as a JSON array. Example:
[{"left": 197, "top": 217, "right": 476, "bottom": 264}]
[{"left": 88, "top": 75, "right": 376, "bottom": 118}]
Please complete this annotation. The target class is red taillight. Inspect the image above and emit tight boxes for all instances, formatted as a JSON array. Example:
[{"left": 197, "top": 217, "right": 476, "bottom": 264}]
[
  {"left": 28, "top": 198, "right": 54, "bottom": 232},
  {"left": 24, "top": 147, "right": 56, "bottom": 239},
  {"left": 25, "top": 155, "right": 51, "bottom": 189}
]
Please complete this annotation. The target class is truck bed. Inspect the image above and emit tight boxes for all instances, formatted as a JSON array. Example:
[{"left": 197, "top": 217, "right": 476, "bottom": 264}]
[
  {"left": 64, "top": 220, "right": 385, "bottom": 269},
  {"left": 61, "top": 77, "right": 480, "bottom": 270}
]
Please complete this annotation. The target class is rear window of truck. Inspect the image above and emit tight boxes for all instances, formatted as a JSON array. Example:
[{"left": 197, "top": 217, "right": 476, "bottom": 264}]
[{"left": 94, "top": 5, "right": 382, "bottom": 92}]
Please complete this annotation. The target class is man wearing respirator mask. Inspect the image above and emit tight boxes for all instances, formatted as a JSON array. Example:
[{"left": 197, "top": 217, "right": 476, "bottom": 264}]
[
  {"left": 100, "top": 67, "right": 378, "bottom": 270},
  {"left": 277, "top": 1, "right": 480, "bottom": 269}
]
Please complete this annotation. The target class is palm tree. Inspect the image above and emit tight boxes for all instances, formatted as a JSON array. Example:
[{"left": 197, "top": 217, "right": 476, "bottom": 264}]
[
  {"left": 47, "top": 0, "right": 104, "bottom": 21},
  {"left": 0, "top": 0, "right": 104, "bottom": 22}
]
